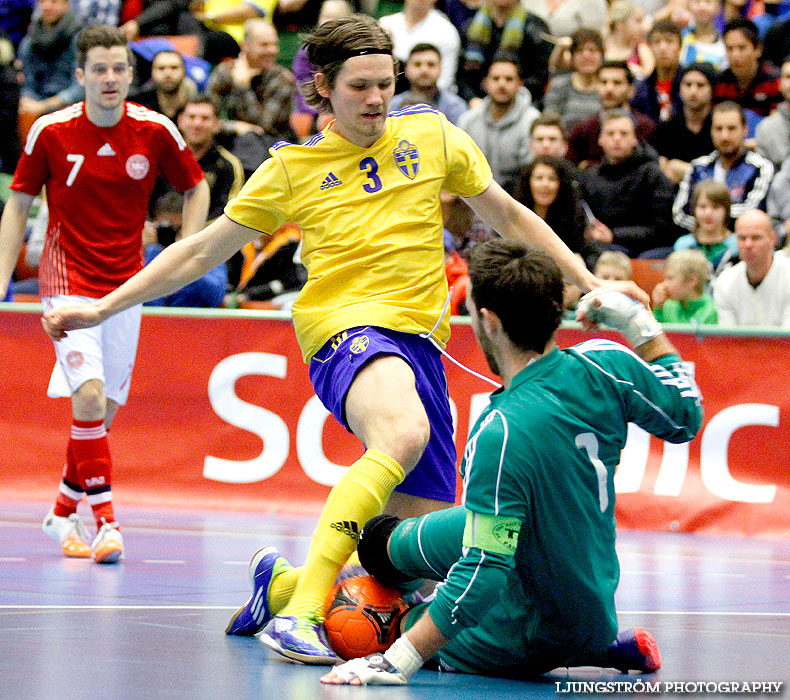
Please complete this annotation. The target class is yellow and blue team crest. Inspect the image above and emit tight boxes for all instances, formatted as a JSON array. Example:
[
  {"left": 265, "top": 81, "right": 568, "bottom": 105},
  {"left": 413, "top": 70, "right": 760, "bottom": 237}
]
[
  {"left": 393, "top": 140, "right": 419, "bottom": 180},
  {"left": 349, "top": 335, "right": 370, "bottom": 354}
]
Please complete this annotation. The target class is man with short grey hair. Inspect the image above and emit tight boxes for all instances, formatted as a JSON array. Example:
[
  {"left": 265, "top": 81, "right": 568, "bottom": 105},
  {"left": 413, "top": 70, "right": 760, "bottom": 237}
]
[{"left": 713, "top": 210, "right": 790, "bottom": 327}]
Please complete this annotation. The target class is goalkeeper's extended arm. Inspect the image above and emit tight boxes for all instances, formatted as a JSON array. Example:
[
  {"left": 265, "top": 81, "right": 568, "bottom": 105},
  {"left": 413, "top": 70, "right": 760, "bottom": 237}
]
[
  {"left": 576, "top": 289, "right": 678, "bottom": 362},
  {"left": 320, "top": 610, "right": 448, "bottom": 686}
]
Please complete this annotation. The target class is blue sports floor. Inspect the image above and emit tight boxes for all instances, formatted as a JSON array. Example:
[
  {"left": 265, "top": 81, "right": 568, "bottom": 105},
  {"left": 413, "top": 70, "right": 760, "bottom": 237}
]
[{"left": 1, "top": 502, "right": 788, "bottom": 700}]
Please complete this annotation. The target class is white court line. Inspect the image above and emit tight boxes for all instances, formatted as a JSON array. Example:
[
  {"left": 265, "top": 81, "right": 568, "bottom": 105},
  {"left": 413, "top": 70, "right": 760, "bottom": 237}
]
[
  {"left": 0, "top": 605, "right": 237, "bottom": 610},
  {"left": 617, "top": 549, "right": 790, "bottom": 566},
  {"left": 1, "top": 559, "right": 251, "bottom": 565},
  {"left": 620, "top": 611, "right": 790, "bottom": 617},
  {"left": 622, "top": 570, "right": 747, "bottom": 578},
  {"left": 0, "top": 606, "right": 788, "bottom": 615},
  {"left": 0, "top": 519, "right": 312, "bottom": 541},
  {"left": 142, "top": 560, "right": 186, "bottom": 565}
]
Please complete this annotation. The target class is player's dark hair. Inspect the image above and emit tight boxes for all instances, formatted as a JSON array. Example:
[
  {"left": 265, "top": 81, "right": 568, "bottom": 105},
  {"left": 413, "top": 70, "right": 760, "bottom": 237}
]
[
  {"left": 712, "top": 99, "right": 747, "bottom": 125},
  {"left": 76, "top": 25, "right": 132, "bottom": 68},
  {"left": 299, "top": 14, "right": 396, "bottom": 113},
  {"left": 183, "top": 93, "right": 221, "bottom": 115},
  {"left": 467, "top": 239, "right": 564, "bottom": 354},
  {"left": 598, "top": 59, "right": 634, "bottom": 84},
  {"left": 570, "top": 27, "right": 604, "bottom": 56},
  {"left": 723, "top": 18, "right": 760, "bottom": 47},
  {"left": 408, "top": 42, "right": 441, "bottom": 60}
]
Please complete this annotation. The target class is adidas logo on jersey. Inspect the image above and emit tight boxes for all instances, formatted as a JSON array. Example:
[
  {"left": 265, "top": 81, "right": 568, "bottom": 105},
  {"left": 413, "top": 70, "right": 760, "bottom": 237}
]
[
  {"left": 97, "top": 143, "right": 116, "bottom": 156},
  {"left": 320, "top": 172, "right": 342, "bottom": 190},
  {"left": 330, "top": 520, "right": 359, "bottom": 540}
]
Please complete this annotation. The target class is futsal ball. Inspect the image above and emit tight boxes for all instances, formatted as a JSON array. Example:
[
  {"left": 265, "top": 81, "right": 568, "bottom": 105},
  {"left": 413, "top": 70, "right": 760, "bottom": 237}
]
[{"left": 324, "top": 575, "right": 409, "bottom": 660}]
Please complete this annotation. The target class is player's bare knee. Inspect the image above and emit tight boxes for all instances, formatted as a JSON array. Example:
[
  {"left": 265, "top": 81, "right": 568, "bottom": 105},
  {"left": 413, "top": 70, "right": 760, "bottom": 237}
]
[
  {"left": 391, "top": 415, "right": 430, "bottom": 471},
  {"left": 72, "top": 379, "right": 107, "bottom": 420}
]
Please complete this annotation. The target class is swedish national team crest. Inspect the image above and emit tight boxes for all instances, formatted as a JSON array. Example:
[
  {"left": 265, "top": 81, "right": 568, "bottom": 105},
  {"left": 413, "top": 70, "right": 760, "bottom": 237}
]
[
  {"left": 349, "top": 335, "right": 370, "bottom": 354},
  {"left": 393, "top": 140, "right": 419, "bottom": 180}
]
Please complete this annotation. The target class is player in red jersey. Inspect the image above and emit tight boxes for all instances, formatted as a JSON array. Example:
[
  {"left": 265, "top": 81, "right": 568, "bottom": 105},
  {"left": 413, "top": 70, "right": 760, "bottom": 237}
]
[{"left": 0, "top": 25, "right": 209, "bottom": 564}]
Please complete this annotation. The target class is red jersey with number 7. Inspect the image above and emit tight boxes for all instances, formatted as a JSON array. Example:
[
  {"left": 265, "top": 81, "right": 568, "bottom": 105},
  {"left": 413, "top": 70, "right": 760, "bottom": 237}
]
[{"left": 11, "top": 102, "right": 205, "bottom": 298}]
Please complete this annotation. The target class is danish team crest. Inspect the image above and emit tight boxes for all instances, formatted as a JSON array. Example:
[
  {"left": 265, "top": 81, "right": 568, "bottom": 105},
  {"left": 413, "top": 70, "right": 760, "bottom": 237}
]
[
  {"left": 393, "top": 140, "right": 419, "bottom": 180},
  {"left": 126, "top": 154, "right": 150, "bottom": 180}
]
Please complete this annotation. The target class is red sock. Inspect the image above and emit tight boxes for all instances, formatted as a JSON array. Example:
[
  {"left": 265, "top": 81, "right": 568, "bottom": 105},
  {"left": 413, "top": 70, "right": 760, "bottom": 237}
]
[
  {"left": 71, "top": 419, "right": 115, "bottom": 529},
  {"left": 53, "top": 442, "right": 84, "bottom": 517}
]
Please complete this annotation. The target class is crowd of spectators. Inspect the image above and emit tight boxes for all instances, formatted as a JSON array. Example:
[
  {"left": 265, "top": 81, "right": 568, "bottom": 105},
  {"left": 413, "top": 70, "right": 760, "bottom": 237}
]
[{"left": 2, "top": 0, "right": 790, "bottom": 325}]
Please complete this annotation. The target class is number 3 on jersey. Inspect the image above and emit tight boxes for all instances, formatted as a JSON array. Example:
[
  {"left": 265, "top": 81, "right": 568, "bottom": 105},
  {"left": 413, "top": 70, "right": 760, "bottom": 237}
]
[
  {"left": 66, "top": 154, "right": 84, "bottom": 187},
  {"left": 359, "top": 157, "right": 382, "bottom": 193}
]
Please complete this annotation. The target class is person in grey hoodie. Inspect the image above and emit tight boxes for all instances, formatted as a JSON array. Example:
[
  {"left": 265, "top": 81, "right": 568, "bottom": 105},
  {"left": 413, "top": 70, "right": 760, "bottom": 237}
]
[
  {"left": 755, "top": 57, "right": 790, "bottom": 170},
  {"left": 457, "top": 52, "right": 539, "bottom": 191}
]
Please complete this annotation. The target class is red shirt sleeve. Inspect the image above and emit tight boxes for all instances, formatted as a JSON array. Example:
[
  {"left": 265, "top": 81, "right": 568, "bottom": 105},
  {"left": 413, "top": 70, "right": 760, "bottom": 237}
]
[
  {"left": 10, "top": 127, "right": 50, "bottom": 197},
  {"left": 155, "top": 124, "right": 205, "bottom": 193}
]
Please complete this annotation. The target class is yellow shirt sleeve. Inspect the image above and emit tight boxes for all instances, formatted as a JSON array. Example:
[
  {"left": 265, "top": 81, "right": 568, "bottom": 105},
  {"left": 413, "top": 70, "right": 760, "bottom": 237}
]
[
  {"left": 440, "top": 116, "right": 493, "bottom": 198},
  {"left": 223, "top": 152, "right": 290, "bottom": 234}
]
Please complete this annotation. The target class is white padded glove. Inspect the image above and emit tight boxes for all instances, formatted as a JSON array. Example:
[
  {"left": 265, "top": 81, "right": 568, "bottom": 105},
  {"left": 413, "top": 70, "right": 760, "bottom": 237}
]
[{"left": 577, "top": 289, "right": 662, "bottom": 347}]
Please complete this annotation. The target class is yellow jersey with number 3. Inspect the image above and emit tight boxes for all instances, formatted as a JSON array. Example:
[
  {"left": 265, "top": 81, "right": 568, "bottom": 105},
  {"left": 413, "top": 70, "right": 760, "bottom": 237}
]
[{"left": 224, "top": 106, "right": 493, "bottom": 362}]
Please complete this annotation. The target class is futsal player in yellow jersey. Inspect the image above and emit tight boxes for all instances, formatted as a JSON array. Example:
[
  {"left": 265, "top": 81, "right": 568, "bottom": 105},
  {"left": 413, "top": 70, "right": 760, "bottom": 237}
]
[
  {"left": 226, "top": 104, "right": 491, "bottom": 363},
  {"left": 43, "top": 15, "right": 648, "bottom": 665}
]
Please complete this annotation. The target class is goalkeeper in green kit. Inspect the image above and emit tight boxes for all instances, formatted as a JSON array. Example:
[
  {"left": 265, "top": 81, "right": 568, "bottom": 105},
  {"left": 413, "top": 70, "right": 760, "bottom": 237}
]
[{"left": 322, "top": 239, "right": 703, "bottom": 686}]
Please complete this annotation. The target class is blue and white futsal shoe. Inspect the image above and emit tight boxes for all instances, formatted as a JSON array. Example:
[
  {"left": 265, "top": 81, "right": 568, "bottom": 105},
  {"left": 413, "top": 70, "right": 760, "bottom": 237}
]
[
  {"left": 225, "top": 546, "right": 293, "bottom": 636},
  {"left": 260, "top": 614, "right": 338, "bottom": 665}
]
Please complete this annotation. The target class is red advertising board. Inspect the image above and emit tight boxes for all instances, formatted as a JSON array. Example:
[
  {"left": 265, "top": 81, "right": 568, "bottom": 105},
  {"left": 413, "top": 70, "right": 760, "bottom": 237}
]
[{"left": 1, "top": 308, "right": 788, "bottom": 535}]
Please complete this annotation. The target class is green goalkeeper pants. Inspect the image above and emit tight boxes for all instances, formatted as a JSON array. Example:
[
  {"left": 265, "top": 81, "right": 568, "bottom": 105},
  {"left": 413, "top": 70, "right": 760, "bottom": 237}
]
[{"left": 389, "top": 506, "right": 612, "bottom": 677}]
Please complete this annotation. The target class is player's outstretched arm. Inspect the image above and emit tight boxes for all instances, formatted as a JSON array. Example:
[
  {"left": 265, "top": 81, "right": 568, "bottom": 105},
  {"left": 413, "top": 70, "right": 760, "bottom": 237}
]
[
  {"left": 320, "top": 611, "right": 446, "bottom": 686},
  {"left": 577, "top": 288, "right": 675, "bottom": 362},
  {"left": 463, "top": 182, "right": 650, "bottom": 307},
  {"left": 0, "top": 191, "right": 36, "bottom": 299},
  {"left": 42, "top": 215, "right": 265, "bottom": 340},
  {"left": 178, "top": 179, "right": 211, "bottom": 239}
]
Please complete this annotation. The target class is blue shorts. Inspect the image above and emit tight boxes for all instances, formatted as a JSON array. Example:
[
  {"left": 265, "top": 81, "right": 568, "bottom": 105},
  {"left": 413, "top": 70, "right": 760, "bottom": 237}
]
[{"left": 308, "top": 326, "right": 456, "bottom": 503}]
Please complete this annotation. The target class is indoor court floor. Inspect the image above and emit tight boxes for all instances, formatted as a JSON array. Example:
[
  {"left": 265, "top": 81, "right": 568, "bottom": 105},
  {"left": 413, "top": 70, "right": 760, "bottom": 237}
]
[{"left": 1, "top": 501, "right": 788, "bottom": 700}]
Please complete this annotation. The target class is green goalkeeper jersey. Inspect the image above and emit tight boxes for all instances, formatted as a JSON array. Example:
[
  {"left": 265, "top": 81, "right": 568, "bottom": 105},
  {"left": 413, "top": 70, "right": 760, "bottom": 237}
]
[{"left": 427, "top": 339, "right": 703, "bottom": 664}]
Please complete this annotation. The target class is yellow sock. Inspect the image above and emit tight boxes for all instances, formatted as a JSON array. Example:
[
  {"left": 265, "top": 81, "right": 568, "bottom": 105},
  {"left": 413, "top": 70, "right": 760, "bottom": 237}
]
[
  {"left": 267, "top": 551, "right": 365, "bottom": 614},
  {"left": 268, "top": 566, "right": 301, "bottom": 615},
  {"left": 345, "top": 550, "right": 362, "bottom": 569},
  {"left": 278, "top": 449, "right": 404, "bottom": 619}
]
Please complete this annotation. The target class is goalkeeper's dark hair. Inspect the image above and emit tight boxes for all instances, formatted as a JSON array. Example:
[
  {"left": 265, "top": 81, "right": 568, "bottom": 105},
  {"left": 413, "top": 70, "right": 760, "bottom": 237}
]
[{"left": 467, "top": 239, "right": 564, "bottom": 354}]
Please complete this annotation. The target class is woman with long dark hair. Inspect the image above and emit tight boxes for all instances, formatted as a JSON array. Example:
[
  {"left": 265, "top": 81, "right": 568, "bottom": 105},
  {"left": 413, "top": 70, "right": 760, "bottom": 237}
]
[{"left": 514, "top": 155, "right": 588, "bottom": 254}]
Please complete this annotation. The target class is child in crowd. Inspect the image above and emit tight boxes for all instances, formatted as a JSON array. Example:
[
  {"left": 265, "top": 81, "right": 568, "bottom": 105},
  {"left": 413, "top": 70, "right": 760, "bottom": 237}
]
[
  {"left": 604, "top": 0, "right": 654, "bottom": 80},
  {"left": 593, "top": 250, "right": 633, "bottom": 281},
  {"left": 652, "top": 249, "right": 718, "bottom": 324},
  {"left": 679, "top": 0, "right": 728, "bottom": 69},
  {"left": 674, "top": 179, "right": 738, "bottom": 276}
]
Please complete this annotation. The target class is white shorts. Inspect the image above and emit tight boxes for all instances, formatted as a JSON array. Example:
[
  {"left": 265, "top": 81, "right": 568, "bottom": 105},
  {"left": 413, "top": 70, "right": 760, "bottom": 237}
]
[{"left": 44, "top": 295, "right": 142, "bottom": 405}]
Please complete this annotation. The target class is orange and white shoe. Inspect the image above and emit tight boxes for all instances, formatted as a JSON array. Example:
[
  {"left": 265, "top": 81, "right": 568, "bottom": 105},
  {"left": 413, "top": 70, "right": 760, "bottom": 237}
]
[
  {"left": 92, "top": 518, "right": 124, "bottom": 564},
  {"left": 42, "top": 507, "right": 91, "bottom": 558}
]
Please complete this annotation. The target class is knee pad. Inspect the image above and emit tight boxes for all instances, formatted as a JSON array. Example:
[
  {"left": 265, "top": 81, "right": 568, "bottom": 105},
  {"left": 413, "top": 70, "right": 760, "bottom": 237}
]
[{"left": 358, "top": 514, "right": 417, "bottom": 590}]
